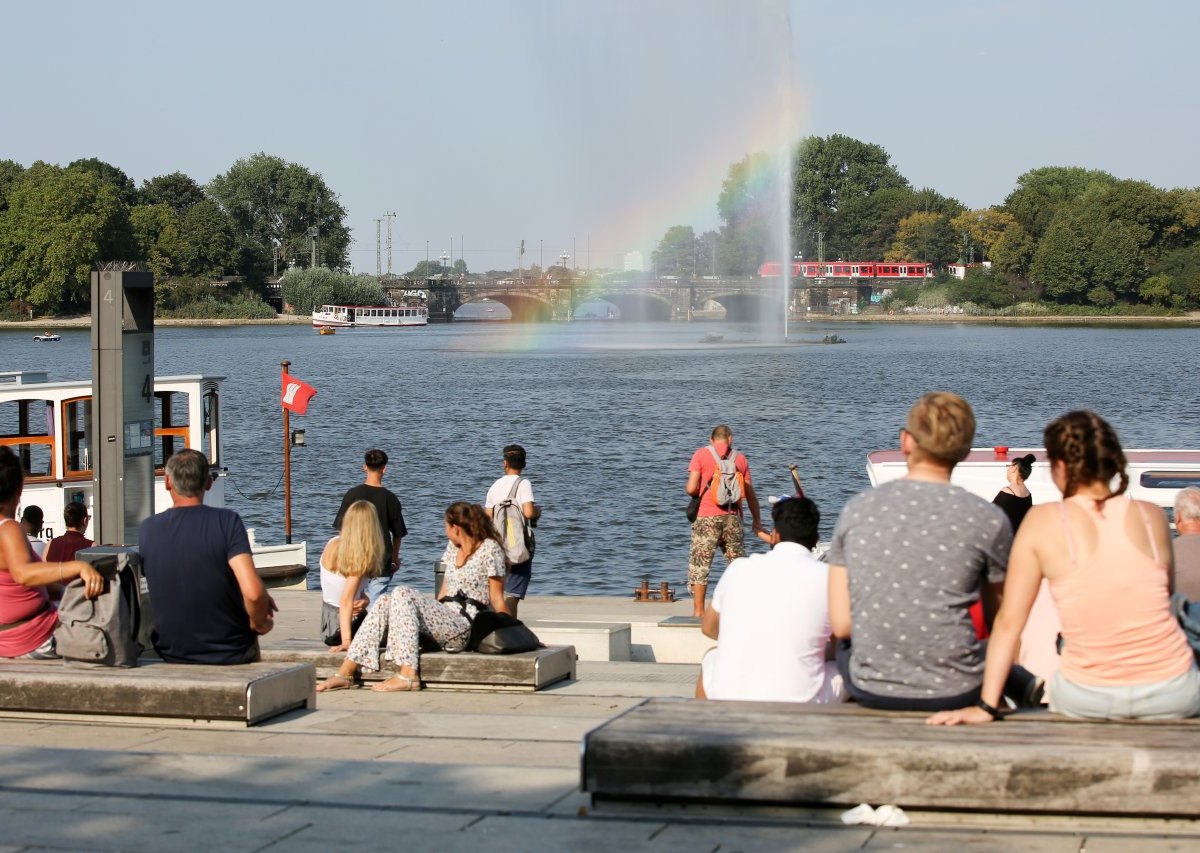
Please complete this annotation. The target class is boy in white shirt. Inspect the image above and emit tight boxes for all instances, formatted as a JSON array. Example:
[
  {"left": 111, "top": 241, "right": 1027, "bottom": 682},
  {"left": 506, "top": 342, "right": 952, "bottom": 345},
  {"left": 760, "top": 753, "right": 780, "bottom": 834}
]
[{"left": 484, "top": 444, "right": 540, "bottom": 618}]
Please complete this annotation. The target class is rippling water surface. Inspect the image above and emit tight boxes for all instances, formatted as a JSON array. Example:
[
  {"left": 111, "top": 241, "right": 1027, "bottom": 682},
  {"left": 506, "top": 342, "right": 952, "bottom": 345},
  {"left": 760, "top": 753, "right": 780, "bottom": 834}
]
[{"left": 5, "top": 320, "right": 1196, "bottom": 595}]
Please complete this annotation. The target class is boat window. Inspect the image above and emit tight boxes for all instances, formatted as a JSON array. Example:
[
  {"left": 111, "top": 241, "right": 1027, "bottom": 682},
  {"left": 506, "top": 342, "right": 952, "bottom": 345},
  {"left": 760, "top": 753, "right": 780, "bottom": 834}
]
[
  {"left": 202, "top": 389, "right": 219, "bottom": 467},
  {"left": 154, "top": 390, "right": 190, "bottom": 470},
  {"left": 61, "top": 397, "right": 92, "bottom": 477},
  {"left": 1140, "top": 471, "right": 1200, "bottom": 489},
  {"left": 0, "top": 396, "right": 55, "bottom": 481}
]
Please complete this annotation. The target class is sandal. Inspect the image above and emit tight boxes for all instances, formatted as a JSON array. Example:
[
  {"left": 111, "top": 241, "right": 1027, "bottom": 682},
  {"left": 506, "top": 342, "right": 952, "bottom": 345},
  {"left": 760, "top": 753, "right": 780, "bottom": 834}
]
[
  {"left": 371, "top": 673, "right": 422, "bottom": 692},
  {"left": 316, "top": 672, "right": 360, "bottom": 692}
]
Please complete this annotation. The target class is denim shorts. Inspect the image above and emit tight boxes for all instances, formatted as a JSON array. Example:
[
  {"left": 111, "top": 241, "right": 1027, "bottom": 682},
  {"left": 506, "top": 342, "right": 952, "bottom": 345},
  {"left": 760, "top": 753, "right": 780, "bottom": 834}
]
[
  {"left": 1051, "top": 665, "right": 1200, "bottom": 721},
  {"left": 504, "top": 559, "right": 532, "bottom": 599}
]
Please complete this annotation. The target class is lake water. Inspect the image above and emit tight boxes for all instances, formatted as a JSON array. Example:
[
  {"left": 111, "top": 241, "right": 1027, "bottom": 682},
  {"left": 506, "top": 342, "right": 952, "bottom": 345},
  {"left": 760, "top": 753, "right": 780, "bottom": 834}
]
[{"left": 4, "top": 319, "right": 1196, "bottom": 595}]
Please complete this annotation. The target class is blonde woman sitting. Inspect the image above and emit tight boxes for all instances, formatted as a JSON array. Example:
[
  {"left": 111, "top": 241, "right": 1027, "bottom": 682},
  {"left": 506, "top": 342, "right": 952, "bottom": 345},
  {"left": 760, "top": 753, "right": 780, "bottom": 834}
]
[
  {"left": 318, "top": 500, "right": 380, "bottom": 651},
  {"left": 317, "top": 501, "right": 508, "bottom": 693}
]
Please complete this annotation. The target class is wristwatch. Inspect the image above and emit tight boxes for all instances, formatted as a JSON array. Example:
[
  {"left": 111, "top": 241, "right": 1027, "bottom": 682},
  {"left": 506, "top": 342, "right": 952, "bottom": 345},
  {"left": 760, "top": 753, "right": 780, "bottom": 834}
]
[{"left": 976, "top": 698, "right": 1005, "bottom": 721}]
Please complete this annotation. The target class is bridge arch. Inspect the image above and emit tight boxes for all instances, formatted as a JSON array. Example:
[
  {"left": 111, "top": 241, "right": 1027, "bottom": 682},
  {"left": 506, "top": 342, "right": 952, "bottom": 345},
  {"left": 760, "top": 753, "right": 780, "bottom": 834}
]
[
  {"left": 703, "top": 290, "right": 781, "bottom": 323},
  {"left": 462, "top": 291, "right": 555, "bottom": 322},
  {"left": 587, "top": 290, "right": 676, "bottom": 322}
]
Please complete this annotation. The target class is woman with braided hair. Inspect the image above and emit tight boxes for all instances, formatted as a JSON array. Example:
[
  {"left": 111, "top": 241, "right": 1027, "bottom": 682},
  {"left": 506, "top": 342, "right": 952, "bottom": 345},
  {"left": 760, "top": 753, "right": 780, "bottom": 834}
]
[{"left": 929, "top": 411, "right": 1199, "bottom": 724}]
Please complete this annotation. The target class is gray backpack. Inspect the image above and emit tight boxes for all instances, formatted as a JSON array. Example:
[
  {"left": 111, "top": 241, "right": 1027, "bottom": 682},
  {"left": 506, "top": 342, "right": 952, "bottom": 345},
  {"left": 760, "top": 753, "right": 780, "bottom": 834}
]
[
  {"left": 55, "top": 548, "right": 150, "bottom": 668},
  {"left": 493, "top": 477, "right": 534, "bottom": 564},
  {"left": 707, "top": 446, "right": 743, "bottom": 508}
]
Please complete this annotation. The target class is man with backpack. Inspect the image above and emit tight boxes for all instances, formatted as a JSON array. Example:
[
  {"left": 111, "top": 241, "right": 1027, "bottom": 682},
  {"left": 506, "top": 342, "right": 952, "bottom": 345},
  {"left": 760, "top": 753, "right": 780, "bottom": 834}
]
[
  {"left": 485, "top": 444, "right": 540, "bottom": 618},
  {"left": 685, "top": 424, "right": 762, "bottom": 618}
]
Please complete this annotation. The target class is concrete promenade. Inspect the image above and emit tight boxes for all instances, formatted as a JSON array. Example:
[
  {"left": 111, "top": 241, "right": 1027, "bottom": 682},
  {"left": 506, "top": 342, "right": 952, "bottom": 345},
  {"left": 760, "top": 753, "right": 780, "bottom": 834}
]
[{"left": 2, "top": 591, "right": 1199, "bottom": 851}]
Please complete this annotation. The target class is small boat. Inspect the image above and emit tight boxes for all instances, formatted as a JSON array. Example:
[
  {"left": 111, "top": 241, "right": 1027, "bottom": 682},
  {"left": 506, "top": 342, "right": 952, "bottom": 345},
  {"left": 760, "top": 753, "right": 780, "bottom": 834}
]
[
  {"left": 318, "top": 327, "right": 336, "bottom": 335},
  {"left": 867, "top": 447, "right": 1200, "bottom": 514},
  {"left": 312, "top": 303, "right": 427, "bottom": 328},
  {"left": 0, "top": 370, "right": 307, "bottom": 587},
  {"left": 701, "top": 334, "right": 724, "bottom": 344},
  {"left": 32, "top": 332, "right": 61, "bottom": 342},
  {"left": 821, "top": 334, "right": 846, "bottom": 344}
]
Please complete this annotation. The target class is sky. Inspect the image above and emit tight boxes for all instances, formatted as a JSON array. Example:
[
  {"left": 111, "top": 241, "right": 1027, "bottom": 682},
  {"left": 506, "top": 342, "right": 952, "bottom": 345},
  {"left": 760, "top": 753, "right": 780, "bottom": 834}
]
[{"left": 2, "top": 0, "right": 1197, "bottom": 272}]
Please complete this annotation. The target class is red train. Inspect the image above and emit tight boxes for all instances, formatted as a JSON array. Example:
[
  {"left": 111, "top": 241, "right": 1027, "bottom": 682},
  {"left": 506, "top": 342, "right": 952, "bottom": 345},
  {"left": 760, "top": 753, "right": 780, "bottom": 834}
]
[{"left": 758, "top": 261, "right": 932, "bottom": 279}]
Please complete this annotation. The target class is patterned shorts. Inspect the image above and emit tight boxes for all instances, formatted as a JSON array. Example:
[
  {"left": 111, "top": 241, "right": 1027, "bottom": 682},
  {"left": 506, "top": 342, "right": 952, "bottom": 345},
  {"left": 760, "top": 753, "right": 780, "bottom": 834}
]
[{"left": 688, "top": 514, "right": 746, "bottom": 585}]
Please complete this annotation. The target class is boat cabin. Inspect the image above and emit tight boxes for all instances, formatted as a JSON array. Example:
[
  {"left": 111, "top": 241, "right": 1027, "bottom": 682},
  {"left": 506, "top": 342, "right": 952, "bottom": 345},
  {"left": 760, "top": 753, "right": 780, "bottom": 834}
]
[
  {"left": 0, "top": 371, "right": 225, "bottom": 544},
  {"left": 866, "top": 447, "right": 1200, "bottom": 524}
]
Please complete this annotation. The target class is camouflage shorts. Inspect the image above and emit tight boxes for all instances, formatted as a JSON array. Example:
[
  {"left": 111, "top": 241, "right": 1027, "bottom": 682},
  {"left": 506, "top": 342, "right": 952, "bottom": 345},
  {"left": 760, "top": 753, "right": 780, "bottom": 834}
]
[{"left": 688, "top": 514, "right": 746, "bottom": 586}]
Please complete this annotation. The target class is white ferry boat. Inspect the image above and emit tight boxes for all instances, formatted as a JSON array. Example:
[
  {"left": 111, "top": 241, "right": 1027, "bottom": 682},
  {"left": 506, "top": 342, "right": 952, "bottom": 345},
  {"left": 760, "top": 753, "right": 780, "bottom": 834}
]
[
  {"left": 312, "top": 303, "right": 428, "bottom": 328},
  {"left": 867, "top": 447, "right": 1200, "bottom": 517},
  {"left": 0, "top": 370, "right": 307, "bottom": 586}
]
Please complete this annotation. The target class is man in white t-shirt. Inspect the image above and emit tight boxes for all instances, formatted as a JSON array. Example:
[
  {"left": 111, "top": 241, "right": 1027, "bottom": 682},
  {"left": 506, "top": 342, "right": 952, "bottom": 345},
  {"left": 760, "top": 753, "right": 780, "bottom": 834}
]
[
  {"left": 697, "top": 496, "right": 844, "bottom": 704},
  {"left": 484, "top": 444, "right": 540, "bottom": 618}
]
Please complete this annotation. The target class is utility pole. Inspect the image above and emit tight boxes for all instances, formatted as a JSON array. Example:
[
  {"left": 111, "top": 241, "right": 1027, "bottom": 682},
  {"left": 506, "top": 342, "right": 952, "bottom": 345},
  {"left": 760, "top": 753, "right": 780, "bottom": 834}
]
[
  {"left": 374, "top": 219, "right": 382, "bottom": 276},
  {"left": 308, "top": 226, "right": 319, "bottom": 269},
  {"left": 385, "top": 212, "right": 396, "bottom": 275}
]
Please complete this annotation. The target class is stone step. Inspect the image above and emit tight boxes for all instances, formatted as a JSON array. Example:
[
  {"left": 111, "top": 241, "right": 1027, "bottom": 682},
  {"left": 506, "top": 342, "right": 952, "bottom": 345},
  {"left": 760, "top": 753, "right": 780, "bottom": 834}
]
[
  {"left": 527, "top": 621, "right": 631, "bottom": 661},
  {"left": 259, "top": 642, "right": 577, "bottom": 692},
  {"left": 582, "top": 698, "right": 1200, "bottom": 817},
  {"left": 0, "top": 659, "right": 314, "bottom": 726}
]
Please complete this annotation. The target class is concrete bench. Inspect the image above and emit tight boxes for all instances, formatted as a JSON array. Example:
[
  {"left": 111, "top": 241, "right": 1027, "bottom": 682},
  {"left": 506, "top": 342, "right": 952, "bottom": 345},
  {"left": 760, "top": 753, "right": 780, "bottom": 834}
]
[
  {"left": 527, "top": 621, "right": 631, "bottom": 662},
  {"left": 581, "top": 698, "right": 1200, "bottom": 818},
  {"left": 259, "top": 641, "right": 577, "bottom": 692},
  {"left": 0, "top": 659, "right": 315, "bottom": 726}
]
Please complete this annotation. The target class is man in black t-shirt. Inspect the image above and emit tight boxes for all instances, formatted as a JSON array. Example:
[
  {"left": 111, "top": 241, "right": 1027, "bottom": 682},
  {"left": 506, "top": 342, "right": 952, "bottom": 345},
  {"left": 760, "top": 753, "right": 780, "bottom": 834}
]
[
  {"left": 140, "top": 450, "right": 276, "bottom": 664},
  {"left": 332, "top": 448, "right": 407, "bottom": 606}
]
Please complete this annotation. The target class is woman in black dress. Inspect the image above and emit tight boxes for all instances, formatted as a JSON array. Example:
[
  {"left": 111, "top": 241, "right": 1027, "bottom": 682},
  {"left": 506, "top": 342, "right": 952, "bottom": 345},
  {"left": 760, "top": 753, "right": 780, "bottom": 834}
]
[{"left": 993, "top": 453, "right": 1036, "bottom": 532}]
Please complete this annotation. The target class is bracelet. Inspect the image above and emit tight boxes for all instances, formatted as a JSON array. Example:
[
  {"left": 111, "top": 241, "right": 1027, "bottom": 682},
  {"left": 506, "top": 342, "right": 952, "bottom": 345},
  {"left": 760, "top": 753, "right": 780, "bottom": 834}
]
[{"left": 977, "top": 698, "right": 1005, "bottom": 721}]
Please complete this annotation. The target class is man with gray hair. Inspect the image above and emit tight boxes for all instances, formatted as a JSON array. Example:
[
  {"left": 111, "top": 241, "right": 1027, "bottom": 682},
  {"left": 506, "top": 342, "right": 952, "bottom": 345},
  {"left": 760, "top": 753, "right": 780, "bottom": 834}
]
[
  {"left": 139, "top": 449, "right": 276, "bottom": 663},
  {"left": 1174, "top": 486, "right": 1200, "bottom": 601}
]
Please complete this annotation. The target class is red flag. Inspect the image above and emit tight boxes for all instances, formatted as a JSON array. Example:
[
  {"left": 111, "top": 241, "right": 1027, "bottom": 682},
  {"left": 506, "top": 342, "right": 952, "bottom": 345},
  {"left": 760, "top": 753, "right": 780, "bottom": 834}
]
[{"left": 281, "top": 372, "right": 317, "bottom": 415}]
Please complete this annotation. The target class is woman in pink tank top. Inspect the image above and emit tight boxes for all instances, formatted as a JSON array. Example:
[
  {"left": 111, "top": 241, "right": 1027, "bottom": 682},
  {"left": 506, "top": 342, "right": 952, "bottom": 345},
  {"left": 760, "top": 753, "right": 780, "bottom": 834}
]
[
  {"left": 1, "top": 447, "right": 104, "bottom": 659},
  {"left": 929, "top": 411, "right": 1199, "bottom": 724}
]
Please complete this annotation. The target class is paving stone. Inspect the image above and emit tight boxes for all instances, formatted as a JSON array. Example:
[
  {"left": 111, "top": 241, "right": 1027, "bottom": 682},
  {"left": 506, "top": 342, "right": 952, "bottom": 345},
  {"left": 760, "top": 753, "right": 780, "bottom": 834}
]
[
  {"left": 862, "top": 828, "right": 1082, "bottom": 851},
  {"left": 654, "top": 822, "right": 875, "bottom": 851},
  {"left": 1085, "top": 836, "right": 1200, "bottom": 851}
]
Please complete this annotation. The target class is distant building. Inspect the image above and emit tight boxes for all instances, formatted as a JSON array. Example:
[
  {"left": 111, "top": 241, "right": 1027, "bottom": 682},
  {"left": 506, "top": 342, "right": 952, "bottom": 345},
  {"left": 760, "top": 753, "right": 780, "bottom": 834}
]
[
  {"left": 623, "top": 251, "right": 643, "bottom": 272},
  {"left": 948, "top": 261, "right": 992, "bottom": 280}
]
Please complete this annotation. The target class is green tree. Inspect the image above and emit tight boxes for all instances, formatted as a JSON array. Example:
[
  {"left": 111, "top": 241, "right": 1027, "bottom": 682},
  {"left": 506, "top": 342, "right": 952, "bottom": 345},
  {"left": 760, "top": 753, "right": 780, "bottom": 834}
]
[
  {"left": 208, "top": 153, "right": 351, "bottom": 279},
  {"left": 1093, "top": 180, "right": 1177, "bottom": 255},
  {"left": 792, "top": 134, "right": 909, "bottom": 259},
  {"left": 177, "top": 199, "right": 238, "bottom": 278},
  {"left": 716, "top": 152, "right": 779, "bottom": 273},
  {"left": 948, "top": 266, "right": 1019, "bottom": 309},
  {"left": 140, "top": 171, "right": 206, "bottom": 215},
  {"left": 0, "top": 161, "right": 134, "bottom": 311},
  {"left": 652, "top": 225, "right": 698, "bottom": 276},
  {"left": 989, "top": 222, "right": 1037, "bottom": 279},
  {"left": 949, "top": 208, "right": 1019, "bottom": 261},
  {"left": 68, "top": 157, "right": 139, "bottom": 207},
  {"left": 130, "top": 203, "right": 183, "bottom": 282},
  {"left": 886, "top": 211, "right": 959, "bottom": 267},
  {"left": 406, "top": 259, "right": 453, "bottom": 279},
  {"left": 1002, "top": 166, "right": 1117, "bottom": 239},
  {"left": 279, "top": 268, "right": 383, "bottom": 314},
  {"left": 1138, "top": 273, "right": 1173, "bottom": 306},
  {"left": 1149, "top": 244, "right": 1200, "bottom": 308},
  {"left": 0, "top": 159, "right": 25, "bottom": 213},
  {"left": 1029, "top": 202, "right": 1144, "bottom": 304}
]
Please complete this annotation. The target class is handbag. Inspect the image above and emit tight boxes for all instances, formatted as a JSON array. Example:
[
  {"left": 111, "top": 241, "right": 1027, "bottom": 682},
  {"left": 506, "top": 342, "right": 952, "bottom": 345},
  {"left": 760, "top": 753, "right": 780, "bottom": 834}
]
[
  {"left": 467, "top": 610, "right": 540, "bottom": 655},
  {"left": 685, "top": 478, "right": 710, "bottom": 523}
]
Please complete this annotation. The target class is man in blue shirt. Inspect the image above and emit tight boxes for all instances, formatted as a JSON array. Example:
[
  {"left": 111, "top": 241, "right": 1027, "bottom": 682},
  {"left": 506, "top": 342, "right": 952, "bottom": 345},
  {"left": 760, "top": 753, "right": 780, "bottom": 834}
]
[{"left": 140, "top": 449, "right": 276, "bottom": 664}]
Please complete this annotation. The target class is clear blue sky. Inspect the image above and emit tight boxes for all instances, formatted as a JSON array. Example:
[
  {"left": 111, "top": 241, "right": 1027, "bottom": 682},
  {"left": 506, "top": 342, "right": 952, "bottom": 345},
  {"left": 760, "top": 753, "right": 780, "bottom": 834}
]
[{"left": 2, "top": 0, "right": 1196, "bottom": 271}]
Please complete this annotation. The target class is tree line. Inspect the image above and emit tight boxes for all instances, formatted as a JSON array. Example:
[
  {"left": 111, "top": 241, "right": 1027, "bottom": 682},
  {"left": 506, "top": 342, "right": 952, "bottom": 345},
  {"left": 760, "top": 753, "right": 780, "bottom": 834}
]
[
  {"left": 0, "top": 154, "right": 351, "bottom": 315},
  {"left": 653, "top": 134, "right": 1200, "bottom": 310}
]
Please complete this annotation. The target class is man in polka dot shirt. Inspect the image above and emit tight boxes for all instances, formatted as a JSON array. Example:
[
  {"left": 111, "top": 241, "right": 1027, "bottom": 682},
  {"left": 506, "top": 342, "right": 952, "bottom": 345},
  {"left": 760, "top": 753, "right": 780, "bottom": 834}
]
[{"left": 827, "top": 392, "right": 1012, "bottom": 711}]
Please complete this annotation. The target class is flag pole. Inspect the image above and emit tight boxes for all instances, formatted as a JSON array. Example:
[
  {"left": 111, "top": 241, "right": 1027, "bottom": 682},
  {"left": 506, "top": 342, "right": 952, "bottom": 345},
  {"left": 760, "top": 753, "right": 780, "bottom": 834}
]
[{"left": 281, "top": 359, "right": 292, "bottom": 545}]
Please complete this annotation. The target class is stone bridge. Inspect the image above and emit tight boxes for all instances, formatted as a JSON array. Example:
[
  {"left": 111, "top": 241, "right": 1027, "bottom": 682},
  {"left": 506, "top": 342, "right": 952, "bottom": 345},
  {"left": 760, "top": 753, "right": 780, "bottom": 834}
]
[{"left": 401, "top": 277, "right": 839, "bottom": 322}]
